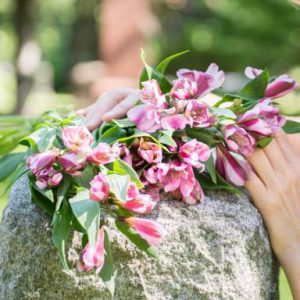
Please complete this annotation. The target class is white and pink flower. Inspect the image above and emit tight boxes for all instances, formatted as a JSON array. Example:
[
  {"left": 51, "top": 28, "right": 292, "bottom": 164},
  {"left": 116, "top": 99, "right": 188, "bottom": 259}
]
[
  {"left": 222, "top": 124, "right": 256, "bottom": 157},
  {"left": 179, "top": 139, "right": 211, "bottom": 169},
  {"left": 125, "top": 217, "right": 164, "bottom": 246},
  {"left": 90, "top": 173, "right": 110, "bottom": 202},
  {"left": 27, "top": 149, "right": 58, "bottom": 175},
  {"left": 138, "top": 139, "right": 162, "bottom": 164},
  {"left": 88, "top": 143, "right": 120, "bottom": 165},
  {"left": 62, "top": 125, "right": 94, "bottom": 153},
  {"left": 58, "top": 152, "right": 85, "bottom": 176},
  {"left": 215, "top": 144, "right": 251, "bottom": 186},
  {"left": 77, "top": 228, "right": 105, "bottom": 274}
]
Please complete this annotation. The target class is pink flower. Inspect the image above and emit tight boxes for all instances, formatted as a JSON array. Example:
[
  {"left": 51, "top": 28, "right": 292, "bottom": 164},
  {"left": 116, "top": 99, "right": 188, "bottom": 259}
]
[
  {"left": 138, "top": 139, "right": 162, "bottom": 164},
  {"left": 222, "top": 124, "right": 256, "bottom": 157},
  {"left": 177, "top": 63, "right": 225, "bottom": 98},
  {"left": 140, "top": 79, "right": 167, "bottom": 109},
  {"left": 179, "top": 139, "right": 211, "bottom": 169},
  {"left": 245, "top": 66, "right": 297, "bottom": 99},
  {"left": 125, "top": 217, "right": 164, "bottom": 246},
  {"left": 185, "top": 100, "right": 216, "bottom": 128},
  {"left": 143, "top": 165, "right": 160, "bottom": 185},
  {"left": 120, "top": 193, "right": 156, "bottom": 214},
  {"left": 238, "top": 100, "right": 284, "bottom": 136},
  {"left": 90, "top": 173, "right": 110, "bottom": 202},
  {"left": 87, "top": 143, "right": 120, "bottom": 165},
  {"left": 27, "top": 149, "right": 58, "bottom": 175},
  {"left": 157, "top": 160, "right": 196, "bottom": 197},
  {"left": 127, "top": 104, "right": 161, "bottom": 133},
  {"left": 171, "top": 78, "right": 198, "bottom": 100},
  {"left": 35, "top": 167, "right": 63, "bottom": 189},
  {"left": 171, "top": 180, "right": 204, "bottom": 204},
  {"left": 215, "top": 145, "right": 250, "bottom": 186},
  {"left": 127, "top": 182, "right": 139, "bottom": 200},
  {"left": 58, "top": 152, "right": 85, "bottom": 176},
  {"left": 77, "top": 228, "right": 105, "bottom": 274},
  {"left": 161, "top": 114, "right": 187, "bottom": 131},
  {"left": 62, "top": 126, "right": 93, "bottom": 153}
]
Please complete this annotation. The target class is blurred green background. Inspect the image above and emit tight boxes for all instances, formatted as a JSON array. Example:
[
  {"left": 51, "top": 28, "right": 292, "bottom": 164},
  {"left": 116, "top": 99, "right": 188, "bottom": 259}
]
[{"left": 1, "top": 0, "right": 300, "bottom": 299}]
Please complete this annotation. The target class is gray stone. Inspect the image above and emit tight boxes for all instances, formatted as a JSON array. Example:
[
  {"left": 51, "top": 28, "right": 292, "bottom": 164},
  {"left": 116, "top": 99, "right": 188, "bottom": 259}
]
[{"left": 0, "top": 177, "right": 279, "bottom": 300}]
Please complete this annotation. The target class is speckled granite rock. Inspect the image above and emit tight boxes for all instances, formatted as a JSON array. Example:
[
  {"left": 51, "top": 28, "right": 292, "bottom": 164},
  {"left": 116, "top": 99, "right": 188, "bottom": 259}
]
[{"left": 0, "top": 177, "right": 279, "bottom": 300}]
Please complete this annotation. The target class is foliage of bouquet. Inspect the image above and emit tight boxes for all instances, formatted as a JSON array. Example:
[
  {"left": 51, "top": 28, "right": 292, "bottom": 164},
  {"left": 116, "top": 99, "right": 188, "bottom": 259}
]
[{"left": 0, "top": 51, "right": 299, "bottom": 295}]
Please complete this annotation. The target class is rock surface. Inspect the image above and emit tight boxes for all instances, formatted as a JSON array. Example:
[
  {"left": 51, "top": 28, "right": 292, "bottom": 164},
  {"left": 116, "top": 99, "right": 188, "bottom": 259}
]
[{"left": 0, "top": 177, "right": 279, "bottom": 300}]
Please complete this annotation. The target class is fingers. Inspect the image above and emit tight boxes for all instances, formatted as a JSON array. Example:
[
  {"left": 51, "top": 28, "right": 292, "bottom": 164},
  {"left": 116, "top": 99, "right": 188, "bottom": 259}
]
[
  {"left": 287, "top": 133, "right": 300, "bottom": 156},
  {"left": 274, "top": 129, "right": 297, "bottom": 163},
  {"left": 262, "top": 139, "right": 289, "bottom": 173},
  {"left": 247, "top": 148, "right": 276, "bottom": 186},
  {"left": 244, "top": 169, "right": 266, "bottom": 210},
  {"left": 84, "top": 88, "right": 139, "bottom": 130},
  {"left": 102, "top": 91, "right": 140, "bottom": 122},
  {"left": 76, "top": 108, "right": 89, "bottom": 116}
]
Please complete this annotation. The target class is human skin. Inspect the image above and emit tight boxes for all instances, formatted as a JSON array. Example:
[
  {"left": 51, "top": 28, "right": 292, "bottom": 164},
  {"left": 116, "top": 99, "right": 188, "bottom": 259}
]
[{"left": 80, "top": 89, "right": 300, "bottom": 299}]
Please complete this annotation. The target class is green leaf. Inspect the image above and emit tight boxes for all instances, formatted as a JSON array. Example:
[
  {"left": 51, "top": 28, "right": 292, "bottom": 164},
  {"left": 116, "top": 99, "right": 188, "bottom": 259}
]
[
  {"left": 185, "top": 127, "right": 220, "bottom": 146},
  {"left": 115, "top": 220, "right": 159, "bottom": 259},
  {"left": 106, "top": 159, "right": 143, "bottom": 189},
  {"left": 0, "top": 152, "right": 27, "bottom": 182},
  {"left": 282, "top": 120, "right": 300, "bottom": 134},
  {"left": 106, "top": 174, "right": 130, "bottom": 201},
  {"left": 112, "top": 118, "right": 136, "bottom": 128},
  {"left": 56, "top": 175, "right": 72, "bottom": 211},
  {"left": 257, "top": 137, "right": 273, "bottom": 148},
  {"left": 98, "top": 126, "right": 127, "bottom": 144},
  {"left": 139, "top": 50, "right": 172, "bottom": 93},
  {"left": 73, "top": 164, "right": 95, "bottom": 189},
  {"left": 204, "top": 155, "right": 217, "bottom": 184},
  {"left": 52, "top": 201, "right": 72, "bottom": 270},
  {"left": 30, "top": 181, "right": 55, "bottom": 215},
  {"left": 156, "top": 50, "right": 189, "bottom": 74},
  {"left": 0, "top": 162, "right": 29, "bottom": 197},
  {"left": 118, "top": 131, "right": 169, "bottom": 152},
  {"left": 69, "top": 190, "right": 101, "bottom": 247},
  {"left": 99, "top": 230, "right": 116, "bottom": 297},
  {"left": 157, "top": 130, "right": 177, "bottom": 147},
  {"left": 196, "top": 171, "right": 240, "bottom": 194},
  {"left": 19, "top": 127, "right": 57, "bottom": 152},
  {"left": 210, "top": 107, "right": 237, "bottom": 119}
]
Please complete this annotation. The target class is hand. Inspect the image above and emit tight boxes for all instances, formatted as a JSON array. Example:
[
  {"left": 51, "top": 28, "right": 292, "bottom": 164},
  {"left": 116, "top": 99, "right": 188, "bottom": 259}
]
[
  {"left": 77, "top": 88, "right": 140, "bottom": 131},
  {"left": 245, "top": 130, "right": 300, "bottom": 299}
]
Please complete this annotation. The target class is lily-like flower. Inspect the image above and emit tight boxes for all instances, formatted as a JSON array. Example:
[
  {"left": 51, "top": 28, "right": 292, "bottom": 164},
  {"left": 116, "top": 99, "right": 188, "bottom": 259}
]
[
  {"left": 140, "top": 79, "right": 167, "bottom": 109},
  {"left": 215, "top": 144, "right": 250, "bottom": 186},
  {"left": 171, "top": 78, "right": 198, "bottom": 100},
  {"left": 238, "top": 100, "right": 284, "bottom": 136},
  {"left": 179, "top": 139, "right": 211, "bottom": 169},
  {"left": 143, "top": 165, "right": 160, "bottom": 185},
  {"left": 120, "top": 193, "right": 156, "bottom": 214},
  {"left": 35, "top": 167, "right": 63, "bottom": 189},
  {"left": 90, "top": 173, "right": 110, "bottom": 202},
  {"left": 161, "top": 114, "right": 187, "bottom": 131},
  {"left": 138, "top": 139, "right": 162, "bottom": 164},
  {"left": 125, "top": 217, "right": 164, "bottom": 246},
  {"left": 127, "top": 104, "right": 161, "bottom": 133},
  {"left": 127, "top": 182, "right": 139, "bottom": 200},
  {"left": 62, "top": 125, "right": 94, "bottom": 153},
  {"left": 177, "top": 63, "right": 225, "bottom": 98},
  {"left": 185, "top": 100, "right": 216, "bottom": 128},
  {"left": 157, "top": 160, "right": 196, "bottom": 198},
  {"left": 87, "top": 143, "right": 120, "bottom": 165},
  {"left": 245, "top": 66, "right": 297, "bottom": 99},
  {"left": 171, "top": 180, "right": 204, "bottom": 204},
  {"left": 77, "top": 228, "right": 105, "bottom": 274},
  {"left": 222, "top": 124, "right": 256, "bottom": 157},
  {"left": 27, "top": 149, "right": 58, "bottom": 175},
  {"left": 58, "top": 152, "right": 85, "bottom": 176}
]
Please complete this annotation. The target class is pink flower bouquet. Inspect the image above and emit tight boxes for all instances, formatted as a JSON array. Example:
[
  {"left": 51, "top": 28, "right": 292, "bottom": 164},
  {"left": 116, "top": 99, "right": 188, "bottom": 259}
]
[{"left": 2, "top": 51, "right": 299, "bottom": 295}]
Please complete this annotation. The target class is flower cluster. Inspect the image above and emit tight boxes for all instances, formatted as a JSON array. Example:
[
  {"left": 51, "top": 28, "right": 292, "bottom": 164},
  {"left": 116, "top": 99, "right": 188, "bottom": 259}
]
[{"left": 23, "top": 55, "right": 298, "bottom": 295}]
